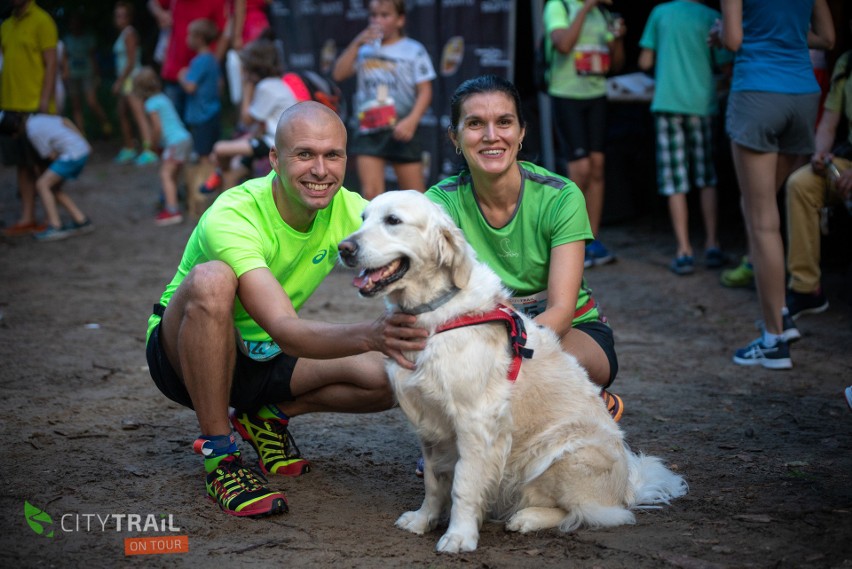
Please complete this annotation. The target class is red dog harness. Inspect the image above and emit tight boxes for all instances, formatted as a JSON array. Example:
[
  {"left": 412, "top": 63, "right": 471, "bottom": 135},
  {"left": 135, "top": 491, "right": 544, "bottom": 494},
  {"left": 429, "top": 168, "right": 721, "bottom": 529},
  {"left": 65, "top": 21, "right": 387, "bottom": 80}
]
[{"left": 435, "top": 305, "right": 535, "bottom": 381}]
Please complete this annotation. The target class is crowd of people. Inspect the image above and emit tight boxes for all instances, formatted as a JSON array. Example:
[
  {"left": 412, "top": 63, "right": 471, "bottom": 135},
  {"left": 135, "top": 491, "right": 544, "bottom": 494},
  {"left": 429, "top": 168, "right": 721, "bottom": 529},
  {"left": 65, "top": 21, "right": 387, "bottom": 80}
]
[{"left": 1, "top": 0, "right": 849, "bottom": 520}]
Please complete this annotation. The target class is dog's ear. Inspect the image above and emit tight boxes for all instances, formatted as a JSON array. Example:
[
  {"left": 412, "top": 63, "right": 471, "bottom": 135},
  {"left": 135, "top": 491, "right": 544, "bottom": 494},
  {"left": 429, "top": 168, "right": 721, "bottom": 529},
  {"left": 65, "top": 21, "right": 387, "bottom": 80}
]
[{"left": 437, "top": 223, "right": 472, "bottom": 289}]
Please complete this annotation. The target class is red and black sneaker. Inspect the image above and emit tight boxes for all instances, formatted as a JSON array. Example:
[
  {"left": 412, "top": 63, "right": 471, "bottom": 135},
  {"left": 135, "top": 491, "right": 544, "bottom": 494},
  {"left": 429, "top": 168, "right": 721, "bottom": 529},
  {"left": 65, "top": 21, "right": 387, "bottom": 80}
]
[
  {"left": 230, "top": 410, "right": 311, "bottom": 477},
  {"left": 205, "top": 454, "right": 288, "bottom": 517}
]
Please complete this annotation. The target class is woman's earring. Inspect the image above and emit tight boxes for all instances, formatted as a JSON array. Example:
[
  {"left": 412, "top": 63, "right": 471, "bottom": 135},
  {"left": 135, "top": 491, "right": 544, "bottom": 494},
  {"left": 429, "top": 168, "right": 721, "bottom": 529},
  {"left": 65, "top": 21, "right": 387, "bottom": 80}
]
[
  {"left": 519, "top": 142, "right": 523, "bottom": 151},
  {"left": 455, "top": 146, "right": 461, "bottom": 155}
]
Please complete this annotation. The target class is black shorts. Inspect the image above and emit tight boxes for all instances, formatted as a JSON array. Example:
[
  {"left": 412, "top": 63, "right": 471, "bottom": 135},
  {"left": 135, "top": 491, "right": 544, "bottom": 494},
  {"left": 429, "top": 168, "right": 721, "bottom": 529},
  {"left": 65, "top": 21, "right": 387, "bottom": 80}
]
[
  {"left": 552, "top": 95, "right": 608, "bottom": 162},
  {"left": 0, "top": 133, "right": 39, "bottom": 168},
  {"left": 351, "top": 128, "right": 423, "bottom": 163},
  {"left": 574, "top": 319, "right": 618, "bottom": 388},
  {"left": 146, "top": 321, "right": 298, "bottom": 414}
]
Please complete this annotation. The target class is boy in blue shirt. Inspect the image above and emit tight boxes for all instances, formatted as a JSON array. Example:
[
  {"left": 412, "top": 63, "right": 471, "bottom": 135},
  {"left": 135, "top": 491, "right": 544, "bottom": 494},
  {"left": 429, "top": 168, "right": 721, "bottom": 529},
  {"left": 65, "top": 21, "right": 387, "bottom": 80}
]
[{"left": 177, "top": 18, "right": 221, "bottom": 169}]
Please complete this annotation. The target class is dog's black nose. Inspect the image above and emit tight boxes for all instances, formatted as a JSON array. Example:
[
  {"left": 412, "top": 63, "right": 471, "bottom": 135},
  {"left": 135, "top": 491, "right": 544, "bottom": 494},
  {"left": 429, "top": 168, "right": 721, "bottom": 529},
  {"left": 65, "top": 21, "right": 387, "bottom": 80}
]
[{"left": 338, "top": 239, "right": 358, "bottom": 266}]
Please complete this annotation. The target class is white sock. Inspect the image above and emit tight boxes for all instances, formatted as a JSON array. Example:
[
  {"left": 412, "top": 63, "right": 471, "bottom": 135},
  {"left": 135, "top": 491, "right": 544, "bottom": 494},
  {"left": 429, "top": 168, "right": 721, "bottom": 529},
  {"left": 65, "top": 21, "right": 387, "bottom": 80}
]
[{"left": 762, "top": 331, "right": 783, "bottom": 347}]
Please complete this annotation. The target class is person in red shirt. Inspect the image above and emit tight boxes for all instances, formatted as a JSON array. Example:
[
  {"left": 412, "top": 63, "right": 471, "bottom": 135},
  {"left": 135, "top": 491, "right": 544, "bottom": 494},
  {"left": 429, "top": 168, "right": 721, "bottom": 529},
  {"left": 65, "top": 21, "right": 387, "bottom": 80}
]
[{"left": 147, "top": 0, "right": 227, "bottom": 120}]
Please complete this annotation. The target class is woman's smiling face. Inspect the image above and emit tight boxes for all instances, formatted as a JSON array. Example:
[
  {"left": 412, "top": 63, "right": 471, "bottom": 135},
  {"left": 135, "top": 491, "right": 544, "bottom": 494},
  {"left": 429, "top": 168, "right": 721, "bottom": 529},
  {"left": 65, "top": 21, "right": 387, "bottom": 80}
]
[{"left": 452, "top": 91, "right": 525, "bottom": 177}]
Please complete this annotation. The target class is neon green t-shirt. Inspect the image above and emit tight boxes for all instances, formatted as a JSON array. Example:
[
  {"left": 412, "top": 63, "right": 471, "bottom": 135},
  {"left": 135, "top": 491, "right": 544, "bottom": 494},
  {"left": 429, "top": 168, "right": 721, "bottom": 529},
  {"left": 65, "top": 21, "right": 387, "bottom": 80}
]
[
  {"left": 425, "top": 162, "right": 600, "bottom": 324},
  {"left": 146, "top": 171, "right": 367, "bottom": 344},
  {"left": 544, "top": 0, "right": 612, "bottom": 100}
]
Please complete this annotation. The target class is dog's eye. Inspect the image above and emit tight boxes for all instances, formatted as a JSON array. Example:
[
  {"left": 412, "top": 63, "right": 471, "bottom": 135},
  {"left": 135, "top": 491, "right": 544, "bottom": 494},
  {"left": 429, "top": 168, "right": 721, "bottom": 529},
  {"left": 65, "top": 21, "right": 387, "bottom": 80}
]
[{"left": 384, "top": 215, "right": 402, "bottom": 226}]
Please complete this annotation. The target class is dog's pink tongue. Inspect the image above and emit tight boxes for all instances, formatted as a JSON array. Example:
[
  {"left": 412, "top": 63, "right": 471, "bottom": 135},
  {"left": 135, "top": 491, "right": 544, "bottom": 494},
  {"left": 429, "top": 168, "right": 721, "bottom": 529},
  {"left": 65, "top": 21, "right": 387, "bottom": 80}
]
[
  {"left": 353, "top": 272, "right": 371, "bottom": 289},
  {"left": 353, "top": 269, "right": 383, "bottom": 289}
]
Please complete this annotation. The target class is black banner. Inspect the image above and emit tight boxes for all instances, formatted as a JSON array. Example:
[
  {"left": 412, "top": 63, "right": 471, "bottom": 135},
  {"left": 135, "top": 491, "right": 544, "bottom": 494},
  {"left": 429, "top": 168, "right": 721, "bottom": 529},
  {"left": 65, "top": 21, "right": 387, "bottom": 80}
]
[{"left": 269, "top": 0, "right": 514, "bottom": 190}]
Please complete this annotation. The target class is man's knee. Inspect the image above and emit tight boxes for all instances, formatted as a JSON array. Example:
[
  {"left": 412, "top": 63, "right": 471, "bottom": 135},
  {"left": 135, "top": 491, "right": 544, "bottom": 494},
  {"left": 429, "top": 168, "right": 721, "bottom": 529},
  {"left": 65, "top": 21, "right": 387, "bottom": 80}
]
[
  {"left": 787, "top": 165, "right": 823, "bottom": 207},
  {"left": 181, "top": 261, "right": 238, "bottom": 318}
]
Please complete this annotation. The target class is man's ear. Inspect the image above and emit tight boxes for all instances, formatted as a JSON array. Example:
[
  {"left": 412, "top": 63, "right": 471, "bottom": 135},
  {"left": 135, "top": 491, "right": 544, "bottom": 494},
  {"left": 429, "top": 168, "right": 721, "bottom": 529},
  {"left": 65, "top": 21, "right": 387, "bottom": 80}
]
[{"left": 268, "top": 145, "right": 279, "bottom": 171}]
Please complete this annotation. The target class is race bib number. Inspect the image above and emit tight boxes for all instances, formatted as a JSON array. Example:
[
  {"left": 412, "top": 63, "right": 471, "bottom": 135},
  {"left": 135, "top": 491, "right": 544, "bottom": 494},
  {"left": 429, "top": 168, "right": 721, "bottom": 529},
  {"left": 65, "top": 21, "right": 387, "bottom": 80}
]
[
  {"left": 241, "top": 340, "right": 283, "bottom": 362},
  {"left": 358, "top": 102, "right": 397, "bottom": 132},
  {"left": 510, "top": 291, "right": 548, "bottom": 318},
  {"left": 574, "top": 45, "right": 610, "bottom": 76}
]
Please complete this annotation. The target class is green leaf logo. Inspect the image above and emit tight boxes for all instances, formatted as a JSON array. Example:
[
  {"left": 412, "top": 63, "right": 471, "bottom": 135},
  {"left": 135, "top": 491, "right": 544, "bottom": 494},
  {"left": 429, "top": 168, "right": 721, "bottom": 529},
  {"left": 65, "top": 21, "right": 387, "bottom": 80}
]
[{"left": 24, "top": 501, "right": 54, "bottom": 538}]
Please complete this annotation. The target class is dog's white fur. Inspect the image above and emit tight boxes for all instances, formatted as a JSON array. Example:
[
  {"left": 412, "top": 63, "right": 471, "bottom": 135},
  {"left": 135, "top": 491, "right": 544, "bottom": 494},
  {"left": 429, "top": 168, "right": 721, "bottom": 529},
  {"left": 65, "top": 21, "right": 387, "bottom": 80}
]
[{"left": 339, "top": 190, "right": 687, "bottom": 553}]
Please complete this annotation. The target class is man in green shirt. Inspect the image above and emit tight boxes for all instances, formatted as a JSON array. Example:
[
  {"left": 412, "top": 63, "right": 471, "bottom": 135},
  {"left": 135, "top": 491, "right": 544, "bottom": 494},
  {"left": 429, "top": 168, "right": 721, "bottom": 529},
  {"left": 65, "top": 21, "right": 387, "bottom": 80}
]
[{"left": 145, "top": 102, "right": 426, "bottom": 518}]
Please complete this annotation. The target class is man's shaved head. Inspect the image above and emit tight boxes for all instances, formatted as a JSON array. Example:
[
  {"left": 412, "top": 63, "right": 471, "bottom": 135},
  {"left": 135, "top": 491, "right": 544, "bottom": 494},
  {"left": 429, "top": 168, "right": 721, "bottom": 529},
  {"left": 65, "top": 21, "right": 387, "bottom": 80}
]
[{"left": 275, "top": 101, "right": 346, "bottom": 150}]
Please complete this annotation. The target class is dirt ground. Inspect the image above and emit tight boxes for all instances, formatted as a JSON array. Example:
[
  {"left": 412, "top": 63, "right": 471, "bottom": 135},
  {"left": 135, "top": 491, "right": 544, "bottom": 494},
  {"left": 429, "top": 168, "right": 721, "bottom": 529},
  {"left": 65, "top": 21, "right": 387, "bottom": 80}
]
[{"left": 1, "top": 145, "right": 851, "bottom": 569}]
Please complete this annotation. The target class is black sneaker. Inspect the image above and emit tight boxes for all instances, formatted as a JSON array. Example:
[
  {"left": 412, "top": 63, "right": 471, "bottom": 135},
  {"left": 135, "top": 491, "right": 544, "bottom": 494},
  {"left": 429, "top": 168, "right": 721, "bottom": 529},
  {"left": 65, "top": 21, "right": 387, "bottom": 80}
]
[
  {"left": 786, "top": 289, "right": 828, "bottom": 320},
  {"left": 733, "top": 338, "right": 792, "bottom": 370}
]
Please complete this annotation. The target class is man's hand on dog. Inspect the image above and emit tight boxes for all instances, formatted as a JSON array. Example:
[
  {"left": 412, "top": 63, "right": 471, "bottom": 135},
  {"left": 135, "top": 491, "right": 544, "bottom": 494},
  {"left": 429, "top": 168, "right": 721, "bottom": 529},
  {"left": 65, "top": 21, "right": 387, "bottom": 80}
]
[{"left": 371, "top": 312, "right": 428, "bottom": 369}]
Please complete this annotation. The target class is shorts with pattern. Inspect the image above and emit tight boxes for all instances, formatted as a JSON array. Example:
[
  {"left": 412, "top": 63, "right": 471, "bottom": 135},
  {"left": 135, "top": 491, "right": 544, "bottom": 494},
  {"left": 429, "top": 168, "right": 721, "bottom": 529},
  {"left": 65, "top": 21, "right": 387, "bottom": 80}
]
[{"left": 654, "top": 113, "right": 716, "bottom": 196}]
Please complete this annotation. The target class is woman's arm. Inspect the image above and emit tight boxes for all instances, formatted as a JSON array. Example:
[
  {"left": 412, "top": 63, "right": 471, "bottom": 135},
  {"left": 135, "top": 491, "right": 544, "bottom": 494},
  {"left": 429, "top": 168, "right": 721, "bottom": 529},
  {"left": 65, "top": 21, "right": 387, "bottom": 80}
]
[
  {"left": 808, "top": 0, "right": 835, "bottom": 50},
  {"left": 534, "top": 241, "right": 586, "bottom": 339},
  {"left": 719, "top": 0, "right": 743, "bottom": 52}
]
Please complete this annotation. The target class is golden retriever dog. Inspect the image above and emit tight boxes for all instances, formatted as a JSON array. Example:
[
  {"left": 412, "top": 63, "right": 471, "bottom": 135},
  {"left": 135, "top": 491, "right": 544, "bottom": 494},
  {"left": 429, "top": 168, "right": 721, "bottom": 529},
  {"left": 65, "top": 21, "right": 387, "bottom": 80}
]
[{"left": 338, "top": 190, "right": 687, "bottom": 553}]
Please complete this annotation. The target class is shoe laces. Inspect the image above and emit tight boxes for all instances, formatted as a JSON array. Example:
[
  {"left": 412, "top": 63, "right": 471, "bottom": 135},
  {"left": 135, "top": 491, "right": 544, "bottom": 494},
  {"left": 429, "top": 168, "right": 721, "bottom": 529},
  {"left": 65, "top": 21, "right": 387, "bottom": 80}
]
[
  {"left": 213, "top": 455, "right": 269, "bottom": 495},
  {"left": 258, "top": 418, "right": 303, "bottom": 460}
]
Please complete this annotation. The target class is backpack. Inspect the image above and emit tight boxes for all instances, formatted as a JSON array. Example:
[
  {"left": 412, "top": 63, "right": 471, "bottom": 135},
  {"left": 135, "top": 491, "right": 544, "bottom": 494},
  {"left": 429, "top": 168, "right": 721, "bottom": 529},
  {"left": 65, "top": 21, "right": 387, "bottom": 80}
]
[
  {"left": 534, "top": 0, "right": 569, "bottom": 93},
  {"left": 282, "top": 70, "right": 346, "bottom": 118}
]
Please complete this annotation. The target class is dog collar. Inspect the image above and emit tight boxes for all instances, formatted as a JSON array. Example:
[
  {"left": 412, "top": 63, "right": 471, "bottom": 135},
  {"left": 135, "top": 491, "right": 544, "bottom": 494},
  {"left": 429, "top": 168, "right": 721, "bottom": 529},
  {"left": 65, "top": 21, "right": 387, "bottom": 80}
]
[{"left": 402, "top": 286, "right": 461, "bottom": 315}]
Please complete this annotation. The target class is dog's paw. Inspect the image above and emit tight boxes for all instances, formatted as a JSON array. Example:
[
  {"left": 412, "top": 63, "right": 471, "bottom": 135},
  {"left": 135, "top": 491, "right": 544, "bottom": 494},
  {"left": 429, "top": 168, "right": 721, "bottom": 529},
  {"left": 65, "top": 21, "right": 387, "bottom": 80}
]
[
  {"left": 436, "top": 531, "right": 478, "bottom": 553},
  {"left": 506, "top": 507, "right": 565, "bottom": 533},
  {"left": 395, "top": 510, "right": 434, "bottom": 535},
  {"left": 506, "top": 513, "right": 537, "bottom": 533}
]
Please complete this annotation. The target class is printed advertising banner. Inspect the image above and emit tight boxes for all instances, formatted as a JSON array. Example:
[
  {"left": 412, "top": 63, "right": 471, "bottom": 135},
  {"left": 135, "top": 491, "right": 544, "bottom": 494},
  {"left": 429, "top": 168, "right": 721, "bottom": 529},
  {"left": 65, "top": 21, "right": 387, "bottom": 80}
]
[{"left": 269, "top": 0, "right": 514, "bottom": 189}]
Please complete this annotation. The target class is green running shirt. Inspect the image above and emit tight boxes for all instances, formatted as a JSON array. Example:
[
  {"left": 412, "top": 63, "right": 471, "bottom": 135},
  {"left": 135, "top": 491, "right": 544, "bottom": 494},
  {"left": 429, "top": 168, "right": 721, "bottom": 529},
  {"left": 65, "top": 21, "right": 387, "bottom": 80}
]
[
  {"left": 426, "top": 162, "right": 600, "bottom": 324},
  {"left": 147, "top": 171, "right": 367, "bottom": 344}
]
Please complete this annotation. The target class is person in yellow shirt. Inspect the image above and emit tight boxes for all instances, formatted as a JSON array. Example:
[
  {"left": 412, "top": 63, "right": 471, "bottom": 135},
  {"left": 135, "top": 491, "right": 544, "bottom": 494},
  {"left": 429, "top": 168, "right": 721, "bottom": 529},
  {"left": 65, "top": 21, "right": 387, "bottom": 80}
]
[{"left": 0, "top": 0, "right": 58, "bottom": 237}]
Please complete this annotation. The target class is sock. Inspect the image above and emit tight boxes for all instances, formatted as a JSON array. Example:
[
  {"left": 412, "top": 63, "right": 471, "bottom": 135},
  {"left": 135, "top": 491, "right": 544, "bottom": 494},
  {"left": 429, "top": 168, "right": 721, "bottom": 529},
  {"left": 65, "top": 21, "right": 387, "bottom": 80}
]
[
  {"left": 196, "top": 434, "right": 239, "bottom": 473},
  {"left": 762, "top": 330, "right": 783, "bottom": 347},
  {"left": 257, "top": 404, "right": 289, "bottom": 422}
]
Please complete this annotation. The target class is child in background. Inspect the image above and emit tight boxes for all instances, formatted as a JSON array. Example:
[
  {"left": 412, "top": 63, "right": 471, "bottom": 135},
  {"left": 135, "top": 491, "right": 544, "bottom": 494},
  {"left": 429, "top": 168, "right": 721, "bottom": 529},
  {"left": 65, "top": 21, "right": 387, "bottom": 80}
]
[
  {"left": 64, "top": 10, "right": 112, "bottom": 138},
  {"left": 0, "top": 111, "right": 95, "bottom": 242},
  {"left": 133, "top": 67, "right": 193, "bottom": 226},
  {"left": 332, "top": 0, "right": 435, "bottom": 199},
  {"left": 177, "top": 19, "right": 221, "bottom": 170},
  {"left": 112, "top": 1, "right": 156, "bottom": 166},
  {"left": 199, "top": 38, "right": 298, "bottom": 193}
]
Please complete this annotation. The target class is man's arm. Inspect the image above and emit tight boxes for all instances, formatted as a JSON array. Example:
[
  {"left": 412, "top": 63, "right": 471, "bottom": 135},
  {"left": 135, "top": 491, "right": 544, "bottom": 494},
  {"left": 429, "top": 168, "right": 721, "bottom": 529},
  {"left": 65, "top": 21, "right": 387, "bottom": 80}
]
[
  {"left": 238, "top": 267, "right": 427, "bottom": 368},
  {"left": 638, "top": 48, "right": 654, "bottom": 72},
  {"left": 40, "top": 47, "right": 57, "bottom": 113}
]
